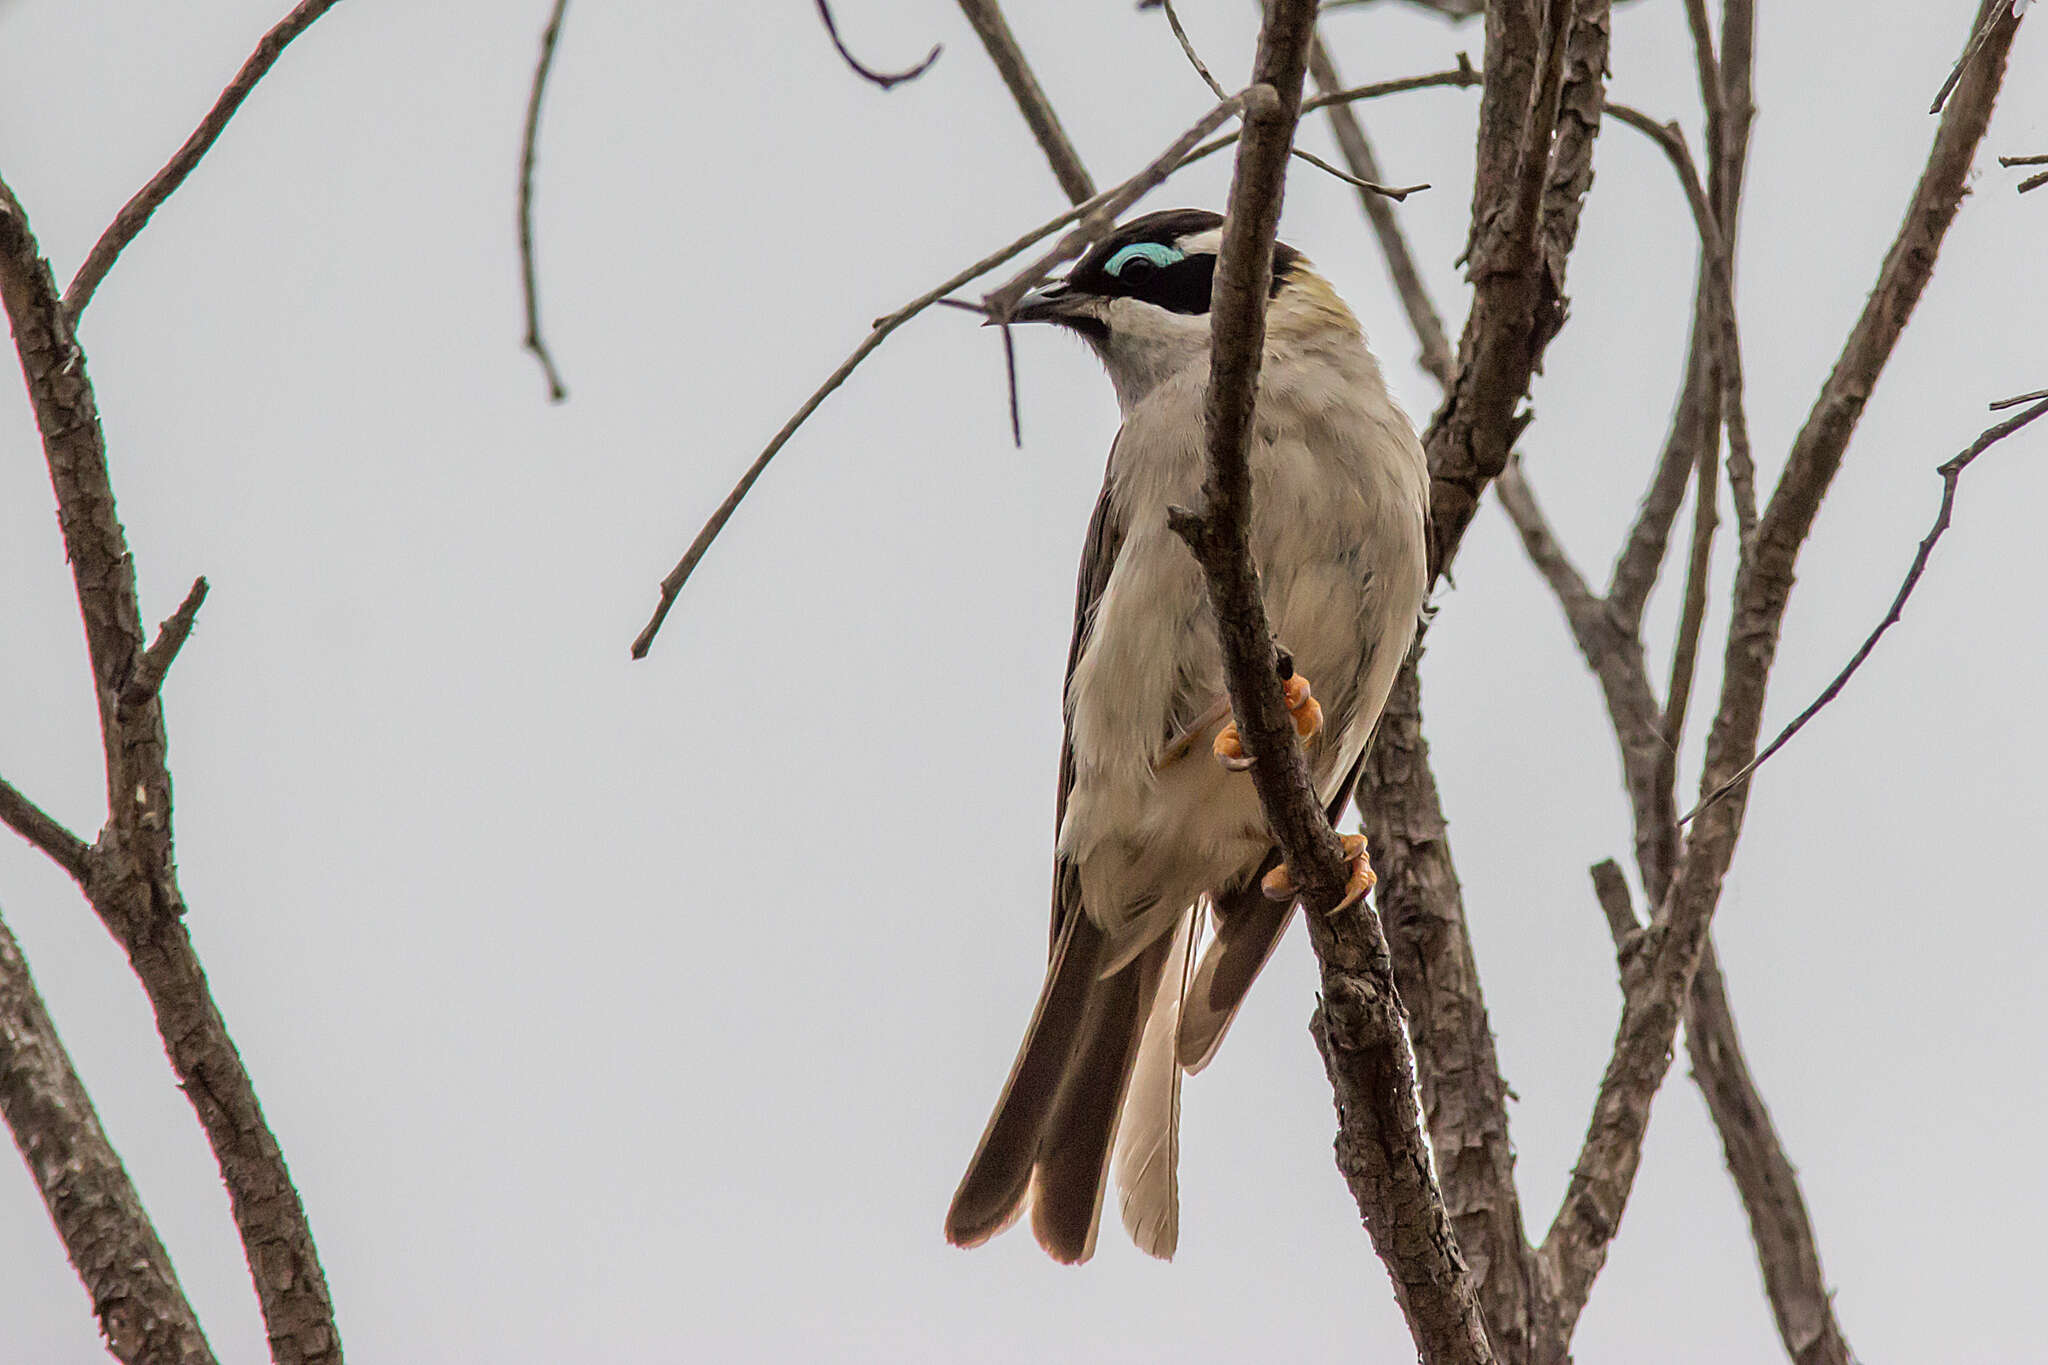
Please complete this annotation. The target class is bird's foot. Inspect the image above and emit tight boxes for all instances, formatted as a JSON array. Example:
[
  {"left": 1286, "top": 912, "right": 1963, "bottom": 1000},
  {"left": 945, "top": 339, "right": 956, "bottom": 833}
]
[
  {"left": 1212, "top": 674, "right": 1322, "bottom": 772},
  {"left": 1261, "top": 833, "right": 1375, "bottom": 912}
]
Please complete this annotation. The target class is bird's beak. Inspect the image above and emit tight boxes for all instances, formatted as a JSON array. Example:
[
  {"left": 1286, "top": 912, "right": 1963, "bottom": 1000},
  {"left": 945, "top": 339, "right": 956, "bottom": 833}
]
[{"left": 1005, "top": 281, "right": 1084, "bottom": 326}]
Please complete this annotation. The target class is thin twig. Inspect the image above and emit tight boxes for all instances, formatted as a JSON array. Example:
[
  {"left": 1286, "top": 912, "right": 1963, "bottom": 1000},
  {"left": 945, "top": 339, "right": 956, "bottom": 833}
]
[
  {"left": 0, "top": 775, "right": 92, "bottom": 884},
  {"left": 814, "top": 0, "right": 942, "bottom": 89},
  {"left": 1683, "top": 394, "right": 2048, "bottom": 824},
  {"left": 631, "top": 196, "right": 1098, "bottom": 658},
  {"left": 62, "top": 0, "right": 350, "bottom": 320},
  {"left": 1929, "top": 0, "right": 2008, "bottom": 114},
  {"left": 519, "top": 0, "right": 571, "bottom": 402},
  {"left": 1605, "top": 104, "right": 1758, "bottom": 548},
  {"left": 1992, "top": 387, "right": 2048, "bottom": 409},
  {"left": 630, "top": 66, "right": 1478, "bottom": 657},
  {"left": 2002, "top": 153, "right": 2048, "bottom": 166},
  {"left": 121, "top": 577, "right": 209, "bottom": 713},
  {"left": 2020, "top": 170, "right": 2048, "bottom": 195},
  {"left": 1307, "top": 36, "right": 1456, "bottom": 388},
  {"left": 1158, "top": 0, "right": 1426, "bottom": 199},
  {"left": 1661, "top": 434, "right": 1717, "bottom": 754}
]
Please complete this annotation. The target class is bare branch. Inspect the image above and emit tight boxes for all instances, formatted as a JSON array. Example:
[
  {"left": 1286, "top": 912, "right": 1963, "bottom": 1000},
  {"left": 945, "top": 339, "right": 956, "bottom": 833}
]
[
  {"left": 1539, "top": 3, "right": 2021, "bottom": 1331},
  {"left": 814, "top": 0, "right": 941, "bottom": 90},
  {"left": 519, "top": 0, "right": 571, "bottom": 402},
  {"left": 1688, "top": 945, "right": 1854, "bottom": 1365},
  {"left": 1685, "top": 393, "right": 2048, "bottom": 824},
  {"left": 121, "top": 577, "right": 209, "bottom": 714},
  {"left": 1604, "top": 105, "right": 1758, "bottom": 548},
  {"left": 63, "top": 0, "right": 350, "bottom": 320},
  {"left": 0, "top": 908, "right": 218, "bottom": 1365},
  {"left": 1660, "top": 437, "right": 1716, "bottom": 758},
  {"left": 1607, "top": 320, "right": 1715, "bottom": 631},
  {"left": 1159, "top": 1, "right": 1426, "bottom": 200},
  {"left": 1588, "top": 860, "right": 1638, "bottom": 944},
  {"left": 1928, "top": 0, "right": 2010, "bottom": 114},
  {"left": 1, "top": 171, "right": 344, "bottom": 1365},
  {"left": 1163, "top": 5, "right": 1492, "bottom": 1357},
  {"left": 953, "top": 0, "right": 1093, "bottom": 203},
  {"left": 1426, "top": 0, "right": 1592, "bottom": 579},
  {"left": 0, "top": 776, "right": 92, "bottom": 884},
  {"left": 1308, "top": 36, "right": 1456, "bottom": 388},
  {"left": 629, "top": 65, "right": 1481, "bottom": 657},
  {"left": 1993, "top": 386, "right": 2048, "bottom": 409}
]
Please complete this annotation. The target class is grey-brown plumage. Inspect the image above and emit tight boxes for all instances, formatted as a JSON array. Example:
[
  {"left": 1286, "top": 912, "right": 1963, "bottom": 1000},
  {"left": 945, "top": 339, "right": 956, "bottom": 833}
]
[{"left": 946, "top": 210, "right": 1428, "bottom": 1263}]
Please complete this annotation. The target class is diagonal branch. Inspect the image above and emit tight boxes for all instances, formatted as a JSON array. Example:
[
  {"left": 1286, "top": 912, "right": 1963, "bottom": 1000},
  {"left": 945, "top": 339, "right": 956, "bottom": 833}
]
[
  {"left": 1164, "top": 6, "right": 1493, "bottom": 1359},
  {"left": 1687, "top": 393, "right": 2048, "bottom": 824},
  {"left": 0, "top": 906, "right": 218, "bottom": 1365},
  {"left": 1, "top": 172, "right": 344, "bottom": 1365},
  {"left": 1307, "top": 35, "right": 1457, "bottom": 387},
  {"left": 121, "top": 577, "right": 209, "bottom": 714},
  {"left": 0, "top": 775, "right": 92, "bottom": 884},
  {"left": 953, "top": 0, "right": 1095, "bottom": 203},
  {"left": 63, "top": 0, "right": 351, "bottom": 321}
]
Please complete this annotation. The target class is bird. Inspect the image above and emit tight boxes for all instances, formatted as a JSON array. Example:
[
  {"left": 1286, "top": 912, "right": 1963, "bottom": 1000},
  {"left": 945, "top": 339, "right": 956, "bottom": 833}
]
[{"left": 943, "top": 208, "right": 1431, "bottom": 1264}]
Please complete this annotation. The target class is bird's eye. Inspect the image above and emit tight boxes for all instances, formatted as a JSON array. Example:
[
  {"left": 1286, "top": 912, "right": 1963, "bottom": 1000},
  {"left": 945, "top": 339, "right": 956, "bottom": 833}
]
[{"left": 1105, "top": 241, "right": 1185, "bottom": 280}]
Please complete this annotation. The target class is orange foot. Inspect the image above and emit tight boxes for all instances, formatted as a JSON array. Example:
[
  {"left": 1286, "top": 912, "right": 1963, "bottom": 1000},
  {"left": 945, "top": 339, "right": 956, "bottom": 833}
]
[
  {"left": 1261, "top": 833, "right": 1376, "bottom": 912},
  {"left": 1213, "top": 673, "right": 1322, "bottom": 772}
]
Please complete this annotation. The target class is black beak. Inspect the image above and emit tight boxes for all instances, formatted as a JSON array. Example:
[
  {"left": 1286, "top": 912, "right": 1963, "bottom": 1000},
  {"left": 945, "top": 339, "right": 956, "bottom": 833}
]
[{"left": 1005, "top": 281, "right": 1082, "bottom": 325}]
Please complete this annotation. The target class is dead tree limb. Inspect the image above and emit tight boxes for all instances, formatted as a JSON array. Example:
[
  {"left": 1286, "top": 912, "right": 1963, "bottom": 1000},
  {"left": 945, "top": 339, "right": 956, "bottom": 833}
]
[
  {"left": 0, "top": 907, "right": 218, "bottom": 1365},
  {"left": 0, "top": 171, "right": 344, "bottom": 1365}
]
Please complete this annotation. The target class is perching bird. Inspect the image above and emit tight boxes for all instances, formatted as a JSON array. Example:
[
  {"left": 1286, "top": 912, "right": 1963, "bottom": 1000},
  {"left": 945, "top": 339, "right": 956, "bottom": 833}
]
[{"left": 944, "top": 209, "right": 1430, "bottom": 1264}]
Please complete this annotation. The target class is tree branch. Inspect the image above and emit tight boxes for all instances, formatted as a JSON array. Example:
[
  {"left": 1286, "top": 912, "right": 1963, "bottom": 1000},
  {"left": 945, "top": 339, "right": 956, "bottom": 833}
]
[
  {"left": 518, "top": 0, "right": 571, "bottom": 402},
  {"left": 0, "top": 906, "right": 218, "bottom": 1365},
  {"left": 1538, "top": 3, "right": 2020, "bottom": 1337},
  {"left": 953, "top": 0, "right": 1095, "bottom": 203},
  {"left": 121, "top": 577, "right": 209, "bottom": 714},
  {"left": 626, "top": 63, "right": 1481, "bottom": 657},
  {"left": 815, "top": 0, "right": 942, "bottom": 90},
  {"left": 0, "top": 775, "right": 92, "bottom": 885},
  {"left": 1686, "top": 393, "right": 2048, "bottom": 823},
  {"left": 1, "top": 172, "right": 344, "bottom": 1365},
  {"left": 1307, "top": 34, "right": 1457, "bottom": 388},
  {"left": 63, "top": 0, "right": 351, "bottom": 321},
  {"left": 1162, "top": 5, "right": 1493, "bottom": 1358}
]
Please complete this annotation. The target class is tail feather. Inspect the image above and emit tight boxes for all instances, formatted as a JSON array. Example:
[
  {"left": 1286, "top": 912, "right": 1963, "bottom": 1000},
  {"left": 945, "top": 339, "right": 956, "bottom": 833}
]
[
  {"left": 1028, "top": 937, "right": 1166, "bottom": 1263},
  {"left": 1113, "top": 911, "right": 1198, "bottom": 1259},
  {"left": 1177, "top": 877, "right": 1294, "bottom": 1075},
  {"left": 944, "top": 915, "right": 1103, "bottom": 1249}
]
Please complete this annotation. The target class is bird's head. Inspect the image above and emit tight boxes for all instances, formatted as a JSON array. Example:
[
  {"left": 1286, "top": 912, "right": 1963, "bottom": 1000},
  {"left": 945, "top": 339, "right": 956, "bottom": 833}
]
[{"left": 1010, "top": 208, "right": 1357, "bottom": 410}]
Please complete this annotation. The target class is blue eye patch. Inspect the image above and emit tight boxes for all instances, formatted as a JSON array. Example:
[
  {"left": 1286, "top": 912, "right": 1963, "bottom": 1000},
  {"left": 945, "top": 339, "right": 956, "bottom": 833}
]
[{"left": 1104, "top": 241, "right": 1185, "bottom": 277}]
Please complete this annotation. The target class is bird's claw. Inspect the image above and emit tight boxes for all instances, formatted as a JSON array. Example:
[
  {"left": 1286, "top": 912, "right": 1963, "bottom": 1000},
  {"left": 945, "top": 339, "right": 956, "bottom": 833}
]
[
  {"left": 1261, "top": 833, "right": 1375, "bottom": 913},
  {"left": 1212, "top": 674, "right": 1322, "bottom": 771}
]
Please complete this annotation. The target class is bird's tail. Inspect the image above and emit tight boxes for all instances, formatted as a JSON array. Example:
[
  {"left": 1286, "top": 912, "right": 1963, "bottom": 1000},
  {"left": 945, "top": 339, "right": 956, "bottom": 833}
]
[{"left": 945, "top": 912, "right": 1184, "bottom": 1263}]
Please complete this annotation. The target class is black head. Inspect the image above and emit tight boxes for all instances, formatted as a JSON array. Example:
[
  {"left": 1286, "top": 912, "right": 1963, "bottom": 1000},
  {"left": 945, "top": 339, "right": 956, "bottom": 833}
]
[{"left": 1011, "top": 209, "right": 1305, "bottom": 337}]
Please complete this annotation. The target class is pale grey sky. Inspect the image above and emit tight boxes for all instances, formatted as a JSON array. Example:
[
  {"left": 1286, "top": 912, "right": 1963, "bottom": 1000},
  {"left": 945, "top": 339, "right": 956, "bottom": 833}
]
[{"left": 1, "top": 2, "right": 2043, "bottom": 1361}]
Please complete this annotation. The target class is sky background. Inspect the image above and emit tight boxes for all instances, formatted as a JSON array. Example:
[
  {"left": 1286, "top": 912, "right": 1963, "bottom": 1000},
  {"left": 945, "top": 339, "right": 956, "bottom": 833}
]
[{"left": 0, "top": 1, "right": 2043, "bottom": 1361}]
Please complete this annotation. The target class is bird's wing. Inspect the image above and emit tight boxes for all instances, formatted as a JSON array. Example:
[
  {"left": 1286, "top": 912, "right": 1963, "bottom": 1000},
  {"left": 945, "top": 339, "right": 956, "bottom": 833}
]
[{"left": 1049, "top": 444, "right": 1126, "bottom": 954}]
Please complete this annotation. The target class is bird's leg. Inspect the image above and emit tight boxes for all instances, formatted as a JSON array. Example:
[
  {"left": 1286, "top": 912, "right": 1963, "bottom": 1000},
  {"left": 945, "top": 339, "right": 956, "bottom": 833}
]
[
  {"left": 1260, "top": 832, "right": 1375, "bottom": 913},
  {"left": 1212, "top": 673, "right": 1322, "bottom": 772}
]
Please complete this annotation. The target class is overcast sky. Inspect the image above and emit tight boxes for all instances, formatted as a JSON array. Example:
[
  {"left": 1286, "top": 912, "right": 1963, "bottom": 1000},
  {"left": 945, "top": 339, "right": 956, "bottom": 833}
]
[{"left": 1, "top": 2, "right": 2043, "bottom": 1361}]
